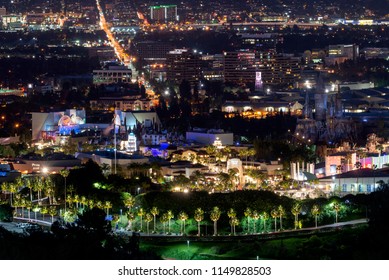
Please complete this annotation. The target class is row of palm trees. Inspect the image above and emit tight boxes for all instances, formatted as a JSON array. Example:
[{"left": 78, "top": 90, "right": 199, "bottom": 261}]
[
  {"left": 122, "top": 202, "right": 341, "bottom": 236},
  {"left": 1, "top": 176, "right": 56, "bottom": 207},
  {"left": 10, "top": 194, "right": 58, "bottom": 223},
  {"left": 65, "top": 194, "right": 113, "bottom": 215}
]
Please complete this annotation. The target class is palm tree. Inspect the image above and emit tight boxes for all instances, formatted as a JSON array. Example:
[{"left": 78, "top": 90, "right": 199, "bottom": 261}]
[
  {"left": 145, "top": 213, "right": 153, "bottom": 235},
  {"left": 73, "top": 194, "right": 80, "bottom": 209},
  {"left": 178, "top": 211, "right": 188, "bottom": 235},
  {"left": 247, "top": 170, "right": 267, "bottom": 189},
  {"left": 210, "top": 206, "right": 221, "bottom": 236},
  {"left": 80, "top": 196, "right": 87, "bottom": 210},
  {"left": 138, "top": 208, "right": 145, "bottom": 231},
  {"left": 122, "top": 192, "right": 135, "bottom": 212},
  {"left": 25, "top": 200, "right": 32, "bottom": 219},
  {"left": 95, "top": 200, "right": 103, "bottom": 210},
  {"left": 45, "top": 182, "right": 55, "bottom": 205},
  {"left": 291, "top": 203, "right": 302, "bottom": 230},
  {"left": 247, "top": 148, "right": 256, "bottom": 165},
  {"left": 189, "top": 170, "right": 206, "bottom": 191},
  {"left": 33, "top": 178, "right": 45, "bottom": 205},
  {"left": 332, "top": 202, "right": 341, "bottom": 223},
  {"left": 1, "top": 182, "right": 16, "bottom": 206},
  {"left": 67, "top": 194, "right": 73, "bottom": 208},
  {"left": 238, "top": 149, "right": 247, "bottom": 166},
  {"left": 19, "top": 198, "right": 26, "bottom": 218},
  {"left": 217, "top": 171, "right": 235, "bottom": 192},
  {"left": 160, "top": 213, "right": 168, "bottom": 233},
  {"left": 227, "top": 208, "right": 237, "bottom": 234},
  {"left": 41, "top": 207, "right": 48, "bottom": 221},
  {"left": 150, "top": 206, "right": 159, "bottom": 232},
  {"left": 194, "top": 207, "right": 204, "bottom": 236},
  {"left": 166, "top": 210, "right": 174, "bottom": 233},
  {"left": 311, "top": 204, "right": 320, "bottom": 228},
  {"left": 24, "top": 177, "right": 34, "bottom": 202},
  {"left": 13, "top": 194, "right": 21, "bottom": 216},
  {"left": 261, "top": 212, "right": 269, "bottom": 232},
  {"left": 60, "top": 169, "right": 70, "bottom": 210},
  {"left": 126, "top": 211, "right": 135, "bottom": 231},
  {"left": 278, "top": 205, "right": 285, "bottom": 230},
  {"left": 271, "top": 209, "right": 279, "bottom": 232},
  {"left": 88, "top": 199, "right": 95, "bottom": 209},
  {"left": 32, "top": 205, "right": 41, "bottom": 220},
  {"left": 48, "top": 206, "right": 57, "bottom": 223},
  {"left": 104, "top": 201, "right": 112, "bottom": 216},
  {"left": 228, "top": 168, "right": 239, "bottom": 190},
  {"left": 244, "top": 207, "right": 252, "bottom": 233},
  {"left": 229, "top": 217, "right": 239, "bottom": 235},
  {"left": 251, "top": 210, "right": 260, "bottom": 233}
]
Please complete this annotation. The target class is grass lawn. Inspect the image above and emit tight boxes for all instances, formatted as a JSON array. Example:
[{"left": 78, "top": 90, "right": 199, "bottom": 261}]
[{"left": 139, "top": 225, "right": 375, "bottom": 260}]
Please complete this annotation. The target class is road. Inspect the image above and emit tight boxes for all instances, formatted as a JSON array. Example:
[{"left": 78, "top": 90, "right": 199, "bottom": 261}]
[{"left": 96, "top": 0, "right": 130, "bottom": 65}]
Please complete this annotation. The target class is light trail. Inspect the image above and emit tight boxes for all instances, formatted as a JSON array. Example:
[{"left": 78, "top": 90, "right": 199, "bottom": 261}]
[{"left": 96, "top": 0, "right": 131, "bottom": 65}]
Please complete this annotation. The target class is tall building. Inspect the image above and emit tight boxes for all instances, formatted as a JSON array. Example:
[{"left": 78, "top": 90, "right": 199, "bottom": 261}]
[
  {"left": 135, "top": 41, "right": 174, "bottom": 65},
  {"left": 0, "top": 7, "right": 6, "bottom": 17},
  {"left": 223, "top": 51, "right": 259, "bottom": 85},
  {"left": 150, "top": 5, "right": 177, "bottom": 22},
  {"left": 166, "top": 49, "right": 201, "bottom": 85},
  {"left": 93, "top": 65, "right": 132, "bottom": 85},
  {"left": 325, "top": 44, "right": 359, "bottom": 65},
  {"left": 239, "top": 33, "right": 282, "bottom": 51},
  {"left": 261, "top": 54, "right": 301, "bottom": 87}
]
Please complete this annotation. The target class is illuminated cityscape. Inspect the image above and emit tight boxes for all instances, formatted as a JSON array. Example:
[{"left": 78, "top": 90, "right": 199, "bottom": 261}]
[{"left": 0, "top": 0, "right": 389, "bottom": 260}]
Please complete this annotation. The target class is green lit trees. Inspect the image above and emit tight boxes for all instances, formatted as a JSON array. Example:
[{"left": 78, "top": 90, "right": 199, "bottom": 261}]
[
  {"left": 137, "top": 208, "right": 145, "bottom": 231},
  {"left": 227, "top": 208, "right": 237, "bottom": 235},
  {"left": 126, "top": 211, "right": 135, "bottom": 231},
  {"left": 271, "top": 208, "right": 279, "bottom": 232},
  {"left": 332, "top": 202, "right": 341, "bottom": 223},
  {"left": 194, "top": 207, "right": 204, "bottom": 236},
  {"left": 166, "top": 210, "right": 174, "bottom": 233},
  {"left": 252, "top": 210, "right": 260, "bottom": 233},
  {"left": 145, "top": 213, "right": 153, "bottom": 235},
  {"left": 311, "top": 204, "right": 320, "bottom": 228},
  {"left": 210, "top": 206, "right": 221, "bottom": 236},
  {"left": 229, "top": 216, "right": 239, "bottom": 235},
  {"left": 150, "top": 206, "right": 159, "bottom": 233},
  {"left": 104, "top": 201, "right": 112, "bottom": 216},
  {"left": 48, "top": 206, "right": 57, "bottom": 223},
  {"left": 244, "top": 207, "right": 252, "bottom": 233},
  {"left": 32, "top": 205, "right": 40, "bottom": 220},
  {"left": 40, "top": 206, "right": 48, "bottom": 221},
  {"left": 292, "top": 203, "right": 302, "bottom": 230},
  {"left": 160, "top": 213, "right": 168, "bottom": 233},
  {"left": 278, "top": 205, "right": 285, "bottom": 230},
  {"left": 262, "top": 212, "right": 269, "bottom": 232},
  {"left": 178, "top": 211, "right": 188, "bottom": 235}
]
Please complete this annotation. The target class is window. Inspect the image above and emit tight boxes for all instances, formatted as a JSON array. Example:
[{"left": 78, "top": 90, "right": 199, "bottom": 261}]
[
  {"left": 367, "top": 184, "right": 371, "bottom": 192},
  {"left": 342, "top": 184, "right": 347, "bottom": 192}
]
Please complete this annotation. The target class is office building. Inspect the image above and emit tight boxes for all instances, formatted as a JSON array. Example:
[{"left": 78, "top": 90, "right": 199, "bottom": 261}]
[
  {"left": 93, "top": 65, "right": 132, "bottom": 85},
  {"left": 166, "top": 49, "right": 201, "bottom": 85},
  {"left": 150, "top": 5, "right": 178, "bottom": 22}
]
